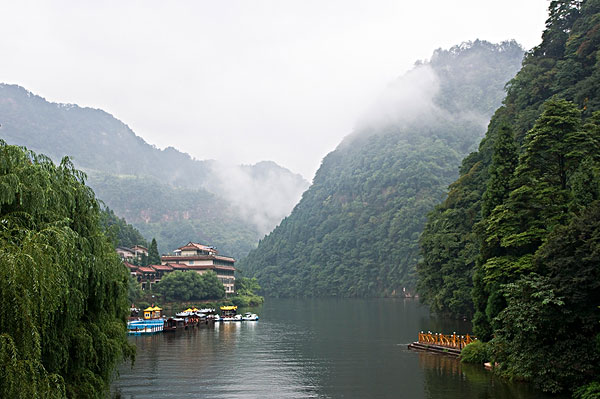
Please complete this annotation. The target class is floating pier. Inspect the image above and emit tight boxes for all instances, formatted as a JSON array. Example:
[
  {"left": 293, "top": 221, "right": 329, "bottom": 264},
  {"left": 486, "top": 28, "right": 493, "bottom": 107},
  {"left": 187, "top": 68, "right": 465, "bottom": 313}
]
[{"left": 408, "top": 331, "right": 477, "bottom": 357}]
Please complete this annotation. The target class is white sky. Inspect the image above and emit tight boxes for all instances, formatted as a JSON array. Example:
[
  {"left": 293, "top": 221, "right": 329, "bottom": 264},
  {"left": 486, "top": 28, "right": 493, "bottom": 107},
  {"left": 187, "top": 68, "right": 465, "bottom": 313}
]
[{"left": 1, "top": 0, "right": 549, "bottom": 179}]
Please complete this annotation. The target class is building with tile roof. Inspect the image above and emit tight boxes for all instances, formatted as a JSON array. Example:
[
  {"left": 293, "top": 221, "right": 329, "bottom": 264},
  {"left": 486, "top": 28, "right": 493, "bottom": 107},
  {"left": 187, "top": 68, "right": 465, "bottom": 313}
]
[
  {"left": 161, "top": 242, "right": 236, "bottom": 294},
  {"left": 123, "top": 242, "right": 236, "bottom": 294}
]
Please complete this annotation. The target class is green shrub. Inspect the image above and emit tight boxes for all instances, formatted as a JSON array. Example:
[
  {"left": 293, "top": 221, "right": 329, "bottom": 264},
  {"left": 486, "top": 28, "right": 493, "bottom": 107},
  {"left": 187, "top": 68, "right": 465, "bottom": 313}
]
[
  {"left": 574, "top": 381, "right": 600, "bottom": 399},
  {"left": 460, "top": 341, "right": 490, "bottom": 364},
  {"left": 231, "top": 296, "right": 250, "bottom": 307}
]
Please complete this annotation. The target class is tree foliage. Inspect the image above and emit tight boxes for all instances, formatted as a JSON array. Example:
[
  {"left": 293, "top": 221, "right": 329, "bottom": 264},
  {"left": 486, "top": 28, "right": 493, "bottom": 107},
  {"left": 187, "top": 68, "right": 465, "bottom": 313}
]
[
  {"left": 418, "top": 0, "right": 600, "bottom": 392},
  {"left": 0, "top": 141, "right": 134, "bottom": 398},
  {"left": 231, "top": 277, "right": 264, "bottom": 307},
  {"left": 148, "top": 238, "right": 160, "bottom": 265},
  {"left": 153, "top": 271, "right": 225, "bottom": 302},
  {"left": 99, "top": 205, "right": 147, "bottom": 249}
]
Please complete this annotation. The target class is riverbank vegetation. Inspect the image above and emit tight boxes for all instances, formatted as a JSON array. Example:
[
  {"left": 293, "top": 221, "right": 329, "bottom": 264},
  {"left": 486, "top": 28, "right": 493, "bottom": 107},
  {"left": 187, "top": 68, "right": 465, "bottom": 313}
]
[
  {"left": 232, "top": 277, "right": 264, "bottom": 307},
  {"left": 0, "top": 142, "right": 134, "bottom": 398},
  {"left": 418, "top": 0, "right": 600, "bottom": 394},
  {"left": 139, "top": 274, "right": 263, "bottom": 311},
  {"left": 460, "top": 341, "right": 491, "bottom": 365},
  {"left": 154, "top": 270, "right": 226, "bottom": 302}
]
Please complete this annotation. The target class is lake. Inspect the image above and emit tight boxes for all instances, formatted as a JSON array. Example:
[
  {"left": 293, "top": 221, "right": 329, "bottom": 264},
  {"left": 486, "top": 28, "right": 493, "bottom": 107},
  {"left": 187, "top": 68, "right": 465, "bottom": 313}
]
[{"left": 111, "top": 298, "right": 558, "bottom": 398}]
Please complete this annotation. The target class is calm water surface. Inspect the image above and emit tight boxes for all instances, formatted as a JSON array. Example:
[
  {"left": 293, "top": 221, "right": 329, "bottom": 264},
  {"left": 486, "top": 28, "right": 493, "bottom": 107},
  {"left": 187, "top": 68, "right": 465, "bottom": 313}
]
[{"left": 112, "top": 298, "right": 558, "bottom": 398}]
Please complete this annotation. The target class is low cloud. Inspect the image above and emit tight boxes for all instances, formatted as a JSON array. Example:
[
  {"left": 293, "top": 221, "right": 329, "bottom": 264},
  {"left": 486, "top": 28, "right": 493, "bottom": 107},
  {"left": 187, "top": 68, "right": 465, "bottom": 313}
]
[
  {"left": 355, "top": 64, "right": 441, "bottom": 133},
  {"left": 205, "top": 161, "right": 309, "bottom": 235}
]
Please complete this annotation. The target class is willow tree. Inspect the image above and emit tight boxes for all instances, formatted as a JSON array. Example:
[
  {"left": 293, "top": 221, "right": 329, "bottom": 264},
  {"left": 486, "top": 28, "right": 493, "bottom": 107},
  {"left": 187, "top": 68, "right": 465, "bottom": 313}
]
[{"left": 0, "top": 141, "right": 134, "bottom": 398}]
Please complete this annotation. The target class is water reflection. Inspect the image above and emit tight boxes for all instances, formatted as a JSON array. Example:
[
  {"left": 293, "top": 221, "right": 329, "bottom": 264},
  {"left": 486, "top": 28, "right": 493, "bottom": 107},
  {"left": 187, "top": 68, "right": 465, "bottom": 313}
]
[
  {"left": 112, "top": 299, "right": 556, "bottom": 399},
  {"left": 417, "top": 351, "right": 565, "bottom": 399}
]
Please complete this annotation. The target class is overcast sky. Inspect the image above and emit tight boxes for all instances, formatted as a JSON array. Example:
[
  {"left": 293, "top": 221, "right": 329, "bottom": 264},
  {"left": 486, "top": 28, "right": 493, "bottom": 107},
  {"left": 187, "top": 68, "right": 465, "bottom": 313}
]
[{"left": 1, "top": 0, "right": 549, "bottom": 179}]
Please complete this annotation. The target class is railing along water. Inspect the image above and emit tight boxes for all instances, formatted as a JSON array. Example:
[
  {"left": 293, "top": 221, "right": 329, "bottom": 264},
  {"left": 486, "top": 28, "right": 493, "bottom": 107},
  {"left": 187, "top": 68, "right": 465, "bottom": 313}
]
[{"left": 417, "top": 331, "right": 477, "bottom": 350}]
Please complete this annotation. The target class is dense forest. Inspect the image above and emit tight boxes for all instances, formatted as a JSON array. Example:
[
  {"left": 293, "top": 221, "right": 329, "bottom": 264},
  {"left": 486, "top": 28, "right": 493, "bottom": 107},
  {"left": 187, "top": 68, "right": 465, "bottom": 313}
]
[
  {"left": 0, "top": 141, "right": 133, "bottom": 398},
  {"left": 0, "top": 85, "right": 308, "bottom": 255},
  {"left": 418, "top": 0, "right": 600, "bottom": 394},
  {"left": 239, "top": 40, "right": 524, "bottom": 297}
]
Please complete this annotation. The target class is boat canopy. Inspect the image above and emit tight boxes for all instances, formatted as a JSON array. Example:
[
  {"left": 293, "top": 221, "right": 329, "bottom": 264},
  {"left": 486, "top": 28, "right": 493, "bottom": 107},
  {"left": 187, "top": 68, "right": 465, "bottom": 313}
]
[{"left": 220, "top": 306, "right": 237, "bottom": 311}]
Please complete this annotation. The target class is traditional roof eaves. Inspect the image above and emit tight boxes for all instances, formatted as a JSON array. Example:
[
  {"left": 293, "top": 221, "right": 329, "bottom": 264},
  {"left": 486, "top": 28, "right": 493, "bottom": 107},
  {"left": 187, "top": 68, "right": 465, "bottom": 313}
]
[
  {"left": 152, "top": 264, "right": 173, "bottom": 271},
  {"left": 184, "top": 264, "right": 236, "bottom": 272},
  {"left": 160, "top": 255, "right": 235, "bottom": 262},
  {"left": 123, "top": 261, "right": 138, "bottom": 270}
]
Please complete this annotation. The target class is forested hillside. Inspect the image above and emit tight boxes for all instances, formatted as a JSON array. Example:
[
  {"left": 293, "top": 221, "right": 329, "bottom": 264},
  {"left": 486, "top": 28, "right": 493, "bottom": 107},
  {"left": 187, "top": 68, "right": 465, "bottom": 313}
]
[
  {"left": 0, "top": 84, "right": 308, "bottom": 256},
  {"left": 239, "top": 40, "right": 524, "bottom": 297},
  {"left": 90, "top": 173, "right": 259, "bottom": 258},
  {"left": 418, "top": 0, "right": 600, "bottom": 394},
  {"left": 99, "top": 206, "right": 148, "bottom": 249}
]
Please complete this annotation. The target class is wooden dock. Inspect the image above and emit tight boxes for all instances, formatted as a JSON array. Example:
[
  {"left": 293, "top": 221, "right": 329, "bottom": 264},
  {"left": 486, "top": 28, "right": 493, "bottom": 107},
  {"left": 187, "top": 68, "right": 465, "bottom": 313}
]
[{"left": 408, "top": 331, "right": 476, "bottom": 357}]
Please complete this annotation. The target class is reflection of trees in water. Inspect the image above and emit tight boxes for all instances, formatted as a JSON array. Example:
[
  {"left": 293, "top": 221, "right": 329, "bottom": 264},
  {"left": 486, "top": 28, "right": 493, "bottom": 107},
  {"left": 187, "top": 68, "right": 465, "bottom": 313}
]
[
  {"left": 417, "top": 352, "right": 462, "bottom": 378},
  {"left": 417, "top": 352, "right": 562, "bottom": 399}
]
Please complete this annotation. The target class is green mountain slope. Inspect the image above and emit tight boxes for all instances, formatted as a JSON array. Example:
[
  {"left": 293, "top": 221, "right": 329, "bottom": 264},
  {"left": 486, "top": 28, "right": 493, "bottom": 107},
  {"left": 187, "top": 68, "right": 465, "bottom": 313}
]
[
  {"left": 0, "top": 84, "right": 308, "bottom": 256},
  {"left": 418, "top": 0, "right": 600, "bottom": 393},
  {"left": 239, "top": 40, "right": 524, "bottom": 297},
  {"left": 89, "top": 173, "right": 259, "bottom": 258},
  {"left": 99, "top": 206, "right": 148, "bottom": 249}
]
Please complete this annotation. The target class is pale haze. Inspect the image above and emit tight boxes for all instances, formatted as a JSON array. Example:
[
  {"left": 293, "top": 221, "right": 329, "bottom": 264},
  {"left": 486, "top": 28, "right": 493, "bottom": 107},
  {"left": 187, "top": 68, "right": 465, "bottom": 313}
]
[{"left": 1, "top": 0, "right": 549, "bottom": 179}]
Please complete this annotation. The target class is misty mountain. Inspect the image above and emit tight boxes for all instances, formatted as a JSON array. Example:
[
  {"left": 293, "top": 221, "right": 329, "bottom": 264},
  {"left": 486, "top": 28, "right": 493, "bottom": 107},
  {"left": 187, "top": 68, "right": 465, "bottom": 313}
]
[
  {"left": 0, "top": 84, "right": 308, "bottom": 256},
  {"left": 239, "top": 40, "right": 524, "bottom": 297}
]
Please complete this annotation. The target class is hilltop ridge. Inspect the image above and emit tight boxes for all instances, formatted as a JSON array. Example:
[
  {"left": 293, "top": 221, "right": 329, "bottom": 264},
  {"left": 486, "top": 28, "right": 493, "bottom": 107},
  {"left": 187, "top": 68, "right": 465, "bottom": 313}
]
[{"left": 0, "top": 83, "right": 309, "bottom": 256}]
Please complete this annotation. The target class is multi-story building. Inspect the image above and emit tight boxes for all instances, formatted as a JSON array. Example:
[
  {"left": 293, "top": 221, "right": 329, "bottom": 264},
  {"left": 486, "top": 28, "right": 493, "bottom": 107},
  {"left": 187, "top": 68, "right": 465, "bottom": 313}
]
[
  {"left": 160, "top": 242, "right": 236, "bottom": 294},
  {"left": 123, "top": 242, "right": 236, "bottom": 294}
]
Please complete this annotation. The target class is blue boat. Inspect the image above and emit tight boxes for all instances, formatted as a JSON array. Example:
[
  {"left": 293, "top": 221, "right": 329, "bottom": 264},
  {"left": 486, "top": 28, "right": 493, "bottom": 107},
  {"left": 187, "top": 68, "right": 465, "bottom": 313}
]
[{"left": 128, "top": 306, "right": 164, "bottom": 335}]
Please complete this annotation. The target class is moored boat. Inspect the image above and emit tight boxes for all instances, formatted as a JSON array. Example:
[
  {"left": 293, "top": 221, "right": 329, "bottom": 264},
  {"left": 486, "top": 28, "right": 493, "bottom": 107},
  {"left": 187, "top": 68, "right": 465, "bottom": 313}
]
[
  {"left": 128, "top": 306, "right": 164, "bottom": 335},
  {"left": 242, "top": 312, "right": 259, "bottom": 321},
  {"left": 219, "top": 305, "right": 242, "bottom": 321},
  {"left": 163, "top": 317, "right": 186, "bottom": 332}
]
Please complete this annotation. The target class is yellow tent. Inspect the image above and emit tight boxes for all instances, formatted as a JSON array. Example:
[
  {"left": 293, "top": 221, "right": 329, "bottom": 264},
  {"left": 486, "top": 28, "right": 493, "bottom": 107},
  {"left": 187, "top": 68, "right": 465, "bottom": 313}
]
[
  {"left": 144, "top": 307, "right": 154, "bottom": 312},
  {"left": 220, "top": 306, "right": 237, "bottom": 311},
  {"left": 151, "top": 306, "right": 162, "bottom": 311},
  {"left": 184, "top": 308, "right": 193, "bottom": 313}
]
